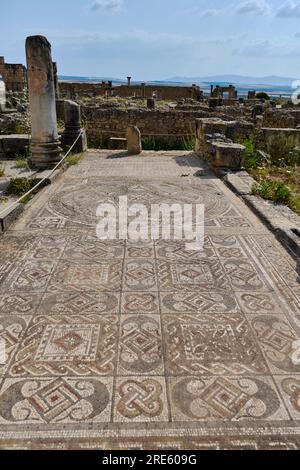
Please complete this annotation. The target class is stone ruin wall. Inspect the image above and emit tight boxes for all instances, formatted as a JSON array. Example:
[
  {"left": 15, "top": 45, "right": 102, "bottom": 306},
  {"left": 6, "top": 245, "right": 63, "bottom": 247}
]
[
  {"left": 81, "top": 107, "right": 254, "bottom": 143},
  {"left": 59, "top": 82, "right": 109, "bottom": 98},
  {"left": 262, "top": 109, "right": 300, "bottom": 128},
  {"left": 115, "top": 84, "right": 202, "bottom": 101},
  {"left": 82, "top": 108, "right": 200, "bottom": 142},
  {"left": 0, "top": 57, "right": 26, "bottom": 92},
  {"left": 59, "top": 82, "right": 202, "bottom": 101}
]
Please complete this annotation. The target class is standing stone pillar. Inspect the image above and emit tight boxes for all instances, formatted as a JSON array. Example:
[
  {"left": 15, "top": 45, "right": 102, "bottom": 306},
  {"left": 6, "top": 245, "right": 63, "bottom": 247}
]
[
  {"left": 0, "top": 78, "right": 6, "bottom": 111},
  {"left": 127, "top": 76, "right": 132, "bottom": 86},
  {"left": 147, "top": 98, "right": 155, "bottom": 110},
  {"left": 127, "top": 126, "right": 142, "bottom": 155},
  {"left": 26, "top": 36, "right": 61, "bottom": 169},
  {"left": 52, "top": 62, "right": 59, "bottom": 99},
  {"left": 61, "top": 100, "right": 87, "bottom": 153}
]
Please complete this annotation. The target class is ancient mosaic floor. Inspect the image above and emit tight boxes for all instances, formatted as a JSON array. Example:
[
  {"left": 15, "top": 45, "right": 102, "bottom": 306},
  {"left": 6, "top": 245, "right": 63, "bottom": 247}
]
[{"left": 0, "top": 150, "right": 300, "bottom": 449}]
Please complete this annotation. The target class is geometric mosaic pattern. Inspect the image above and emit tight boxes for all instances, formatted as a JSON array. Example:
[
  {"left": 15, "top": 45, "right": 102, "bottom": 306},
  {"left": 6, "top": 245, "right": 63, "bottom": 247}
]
[{"left": 0, "top": 150, "right": 300, "bottom": 449}]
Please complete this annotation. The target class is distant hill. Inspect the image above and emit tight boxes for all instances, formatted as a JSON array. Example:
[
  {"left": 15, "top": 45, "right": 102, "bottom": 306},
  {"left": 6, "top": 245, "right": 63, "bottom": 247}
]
[{"left": 166, "top": 75, "right": 297, "bottom": 87}]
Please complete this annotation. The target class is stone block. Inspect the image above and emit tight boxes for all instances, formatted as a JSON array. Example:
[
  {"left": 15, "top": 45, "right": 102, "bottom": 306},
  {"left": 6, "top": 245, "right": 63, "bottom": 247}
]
[
  {"left": 127, "top": 126, "right": 142, "bottom": 155},
  {"left": 0, "top": 134, "right": 30, "bottom": 157},
  {"left": 211, "top": 142, "right": 246, "bottom": 169}
]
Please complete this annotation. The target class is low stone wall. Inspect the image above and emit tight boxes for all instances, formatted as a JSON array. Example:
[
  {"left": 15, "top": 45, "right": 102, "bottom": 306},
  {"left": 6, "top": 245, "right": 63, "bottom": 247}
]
[
  {"left": 0, "top": 134, "right": 30, "bottom": 157},
  {"left": 59, "top": 82, "right": 109, "bottom": 98},
  {"left": 82, "top": 107, "right": 211, "bottom": 142},
  {"left": 0, "top": 57, "right": 26, "bottom": 92},
  {"left": 59, "top": 82, "right": 202, "bottom": 101},
  {"left": 262, "top": 110, "right": 298, "bottom": 128},
  {"left": 115, "top": 84, "right": 202, "bottom": 101},
  {"left": 195, "top": 118, "right": 246, "bottom": 169},
  {"left": 260, "top": 127, "right": 300, "bottom": 147}
]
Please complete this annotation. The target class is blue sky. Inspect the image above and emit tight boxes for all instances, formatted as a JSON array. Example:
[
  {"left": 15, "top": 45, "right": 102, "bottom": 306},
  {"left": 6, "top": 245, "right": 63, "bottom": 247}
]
[{"left": 1, "top": 0, "right": 300, "bottom": 79}]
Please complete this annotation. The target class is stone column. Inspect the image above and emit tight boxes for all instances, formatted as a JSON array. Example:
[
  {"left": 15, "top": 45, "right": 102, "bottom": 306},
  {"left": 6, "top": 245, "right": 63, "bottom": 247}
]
[
  {"left": 26, "top": 35, "right": 61, "bottom": 169},
  {"left": 127, "top": 76, "right": 132, "bottom": 86},
  {"left": 127, "top": 126, "right": 142, "bottom": 155},
  {"left": 147, "top": 98, "right": 155, "bottom": 110},
  {"left": 141, "top": 82, "right": 146, "bottom": 99},
  {"left": 0, "top": 78, "right": 6, "bottom": 111},
  {"left": 52, "top": 62, "right": 59, "bottom": 99},
  {"left": 61, "top": 100, "right": 87, "bottom": 153}
]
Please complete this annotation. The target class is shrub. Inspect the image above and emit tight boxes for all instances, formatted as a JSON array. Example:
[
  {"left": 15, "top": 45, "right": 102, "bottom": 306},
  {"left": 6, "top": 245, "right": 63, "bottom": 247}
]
[
  {"left": 65, "top": 153, "right": 82, "bottom": 166},
  {"left": 0, "top": 164, "right": 5, "bottom": 177},
  {"left": 252, "top": 179, "right": 293, "bottom": 205},
  {"left": 266, "top": 135, "right": 300, "bottom": 167},
  {"left": 5, "top": 178, "right": 33, "bottom": 199},
  {"left": 88, "top": 136, "right": 110, "bottom": 149},
  {"left": 142, "top": 136, "right": 195, "bottom": 151},
  {"left": 15, "top": 156, "right": 29, "bottom": 169},
  {"left": 0, "top": 196, "right": 8, "bottom": 204},
  {"left": 256, "top": 92, "right": 270, "bottom": 100}
]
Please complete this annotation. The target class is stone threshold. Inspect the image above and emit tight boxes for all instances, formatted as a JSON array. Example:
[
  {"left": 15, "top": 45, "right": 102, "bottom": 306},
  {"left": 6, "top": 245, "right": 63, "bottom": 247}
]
[{"left": 221, "top": 169, "right": 300, "bottom": 258}]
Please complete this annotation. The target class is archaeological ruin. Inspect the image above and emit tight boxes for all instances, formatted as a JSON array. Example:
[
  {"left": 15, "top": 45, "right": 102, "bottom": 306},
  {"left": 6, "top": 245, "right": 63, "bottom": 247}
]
[
  {"left": 0, "top": 56, "right": 26, "bottom": 92},
  {"left": 0, "top": 33, "right": 300, "bottom": 452}
]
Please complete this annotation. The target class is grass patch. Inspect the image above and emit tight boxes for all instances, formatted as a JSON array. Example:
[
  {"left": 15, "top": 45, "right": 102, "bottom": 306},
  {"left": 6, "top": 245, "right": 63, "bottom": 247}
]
[
  {"left": 57, "top": 118, "right": 65, "bottom": 133},
  {"left": 251, "top": 174, "right": 300, "bottom": 214},
  {"left": 5, "top": 178, "right": 36, "bottom": 204},
  {"left": 0, "top": 196, "right": 8, "bottom": 204},
  {"left": 65, "top": 153, "right": 82, "bottom": 166},
  {"left": 0, "top": 164, "right": 5, "bottom": 177},
  {"left": 15, "top": 157, "right": 29, "bottom": 169},
  {"left": 88, "top": 136, "right": 110, "bottom": 149},
  {"left": 240, "top": 135, "right": 300, "bottom": 214},
  {"left": 266, "top": 135, "right": 300, "bottom": 167},
  {"left": 252, "top": 179, "right": 292, "bottom": 204},
  {"left": 142, "top": 136, "right": 195, "bottom": 151}
]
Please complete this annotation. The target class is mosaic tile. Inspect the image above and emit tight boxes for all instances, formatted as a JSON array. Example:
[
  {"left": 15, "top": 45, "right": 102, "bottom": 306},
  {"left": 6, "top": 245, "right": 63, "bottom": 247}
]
[
  {"left": 49, "top": 259, "right": 123, "bottom": 292},
  {"left": 169, "top": 376, "right": 289, "bottom": 421},
  {"left": 38, "top": 290, "right": 120, "bottom": 315},
  {"left": 158, "top": 260, "right": 230, "bottom": 292},
  {"left": 118, "top": 315, "right": 163, "bottom": 375},
  {"left": 249, "top": 315, "right": 300, "bottom": 374},
  {"left": 123, "top": 260, "right": 157, "bottom": 291},
  {"left": 160, "top": 291, "right": 239, "bottom": 315},
  {"left": 114, "top": 377, "right": 168, "bottom": 422},
  {"left": 9, "top": 315, "right": 118, "bottom": 377},
  {"left": 0, "top": 377, "right": 113, "bottom": 424},
  {"left": 121, "top": 292, "right": 160, "bottom": 315},
  {"left": 163, "top": 314, "right": 268, "bottom": 376}
]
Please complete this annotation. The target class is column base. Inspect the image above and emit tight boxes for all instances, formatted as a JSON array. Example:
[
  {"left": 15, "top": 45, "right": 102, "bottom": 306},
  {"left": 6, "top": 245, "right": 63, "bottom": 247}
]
[
  {"left": 61, "top": 130, "right": 87, "bottom": 153},
  {"left": 29, "top": 139, "right": 62, "bottom": 170}
]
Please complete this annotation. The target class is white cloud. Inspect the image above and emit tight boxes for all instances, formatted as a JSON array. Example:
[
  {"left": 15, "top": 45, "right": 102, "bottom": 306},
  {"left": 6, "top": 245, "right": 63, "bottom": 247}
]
[
  {"left": 236, "top": 0, "right": 270, "bottom": 15},
  {"left": 89, "top": 0, "right": 124, "bottom": 14},
  {"left": 276, "top": 1, "right": 300, "bottom": 18}
]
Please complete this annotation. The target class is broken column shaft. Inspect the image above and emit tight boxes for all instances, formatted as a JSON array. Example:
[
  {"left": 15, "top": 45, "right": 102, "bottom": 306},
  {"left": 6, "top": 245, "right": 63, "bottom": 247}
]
[
  {"left": 26, "top": 35, "right": 61, "bottom": 169},
  {"left": 61, "top": 100, "right": 87, "bottom": 153}
]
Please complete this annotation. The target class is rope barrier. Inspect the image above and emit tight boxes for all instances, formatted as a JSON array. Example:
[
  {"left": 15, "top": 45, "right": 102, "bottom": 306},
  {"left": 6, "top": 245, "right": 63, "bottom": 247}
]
[{"left": 0, "top": 131, "right": 83, "bottom": 218}]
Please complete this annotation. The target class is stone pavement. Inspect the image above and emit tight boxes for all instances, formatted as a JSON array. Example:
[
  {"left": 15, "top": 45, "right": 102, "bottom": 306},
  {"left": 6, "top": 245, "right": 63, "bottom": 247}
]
[{"left": 0, "top": 150, "right": 300, "bottom": 450}]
